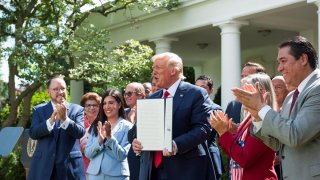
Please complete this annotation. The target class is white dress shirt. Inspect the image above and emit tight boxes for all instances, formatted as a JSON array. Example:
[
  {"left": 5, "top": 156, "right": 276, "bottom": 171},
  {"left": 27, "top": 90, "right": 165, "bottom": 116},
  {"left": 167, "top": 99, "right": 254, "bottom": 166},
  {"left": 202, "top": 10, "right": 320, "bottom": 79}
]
[{"left": 46, "top": 101, "right": 70, "bottom": 131}]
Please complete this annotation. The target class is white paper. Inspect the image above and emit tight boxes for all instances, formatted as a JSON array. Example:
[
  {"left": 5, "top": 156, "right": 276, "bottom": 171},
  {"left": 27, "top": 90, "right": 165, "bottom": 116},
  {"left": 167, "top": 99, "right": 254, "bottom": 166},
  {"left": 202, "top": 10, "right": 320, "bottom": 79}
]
[
  {"left": 137, "top": 99, "right": 165, "bottom": 151},
  {"left": 136, "top": 98, "right": 172, "bottom": 152},
  {"left": 164, "top": 98, "right": 173, "bottom": 152}
]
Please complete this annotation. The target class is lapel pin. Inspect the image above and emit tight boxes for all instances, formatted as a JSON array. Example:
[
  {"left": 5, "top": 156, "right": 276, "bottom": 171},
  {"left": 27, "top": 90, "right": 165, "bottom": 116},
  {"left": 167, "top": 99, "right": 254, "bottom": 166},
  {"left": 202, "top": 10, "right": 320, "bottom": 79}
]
[{"left": 180, "top": 94, "right": 183, "bottom": 97}]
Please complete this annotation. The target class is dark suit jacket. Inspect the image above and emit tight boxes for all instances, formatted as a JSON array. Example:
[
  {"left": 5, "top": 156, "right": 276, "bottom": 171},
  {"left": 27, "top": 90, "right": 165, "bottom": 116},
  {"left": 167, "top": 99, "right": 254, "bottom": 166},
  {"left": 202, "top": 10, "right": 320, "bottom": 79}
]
[
  {"left": 126, "top": 108, "right": 140, "bottom": 180},
  {"left": 207, "top": 101, "right": 224, "bottom": 179},
  {"left": 225, "top": 100, "right": 242, "bottom": 124},
  {"left": 139, "top": 81, "right": 215, "bottom": 180},
  {"left": 28, "top": 102, "right": 85, "bottom": 180}
]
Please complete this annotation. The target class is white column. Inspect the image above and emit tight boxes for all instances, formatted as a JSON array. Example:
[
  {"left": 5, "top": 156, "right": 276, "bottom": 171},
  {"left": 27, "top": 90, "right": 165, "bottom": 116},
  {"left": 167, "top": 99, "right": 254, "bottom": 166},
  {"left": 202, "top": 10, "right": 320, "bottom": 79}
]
[
  {"left": 308, "top": 0, "right": 320, "bottom": 68},
  {"left": 213, "top": 20, "right": 248, "bottom": 110},
  {"left": 193, "top": 66, "right": 203, "bottom": 80},
  {"left": 70, "top": 58, "right": 84, "bottom": 104},
  {"left": 149, "top": 37, "right": 178, "bottom": 54},
  {"left": 70, "top": 80, "right": 83, "bottom": 104}
]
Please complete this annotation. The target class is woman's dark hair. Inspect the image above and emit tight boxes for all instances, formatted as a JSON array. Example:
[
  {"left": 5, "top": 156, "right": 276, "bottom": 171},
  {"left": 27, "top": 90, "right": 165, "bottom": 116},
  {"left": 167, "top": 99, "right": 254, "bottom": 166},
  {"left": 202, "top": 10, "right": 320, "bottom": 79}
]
[{"left": 89, "top": 89, "right": 126, "bottom": 136}]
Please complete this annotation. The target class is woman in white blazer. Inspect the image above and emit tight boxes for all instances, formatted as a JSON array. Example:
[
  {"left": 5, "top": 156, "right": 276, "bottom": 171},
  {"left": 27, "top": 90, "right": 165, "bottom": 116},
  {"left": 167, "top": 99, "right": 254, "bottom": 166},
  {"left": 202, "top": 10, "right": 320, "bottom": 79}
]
[{"left": 85, "top": 89, "right": 133, "bottom": 180}]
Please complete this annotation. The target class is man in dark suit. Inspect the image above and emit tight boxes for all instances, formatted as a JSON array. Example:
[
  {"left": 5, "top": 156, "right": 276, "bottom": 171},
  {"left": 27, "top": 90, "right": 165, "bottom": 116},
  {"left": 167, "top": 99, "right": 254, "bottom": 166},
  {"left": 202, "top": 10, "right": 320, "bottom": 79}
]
[
  {"left": 226, "top": 62, "right": 266, "bottom": 124},
  {"left": 124, "top": 82, "right": 145, "bottom": 180},
  {"left": 195, "top": 75, "right": 223, "bottom": 180},
  {"left": 132, "top": 52, "right": 215, "bottom": 180},
  {"left": 28, "top": 75, "right": 85, "bottom": 180},
  {"left": 224, "top": 62, "right": 266, "bottom": 180}
]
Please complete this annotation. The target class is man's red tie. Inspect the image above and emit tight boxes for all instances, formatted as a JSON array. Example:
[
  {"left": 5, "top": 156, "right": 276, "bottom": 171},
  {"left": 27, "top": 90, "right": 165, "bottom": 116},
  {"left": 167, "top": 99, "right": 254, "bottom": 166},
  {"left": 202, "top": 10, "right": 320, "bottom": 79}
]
[
  {"left": 289, "top": 89, "right": 299, "bottom": 116},
  {"left": 154, "top": 90, "right": 170, "bottom": 168}
]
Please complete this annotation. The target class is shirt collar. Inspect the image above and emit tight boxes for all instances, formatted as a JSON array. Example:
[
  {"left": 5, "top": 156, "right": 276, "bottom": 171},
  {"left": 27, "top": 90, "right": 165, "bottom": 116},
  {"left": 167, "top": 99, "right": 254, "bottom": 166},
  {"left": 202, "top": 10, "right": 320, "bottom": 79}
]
[
  {"left": 297, "top": 69, "right": 317, "bottom": 93},
  {"left": 51, "top": 101, "right": 56, "bottom": 111},
  {"left": 51, "top": 101, "right": 68, "bottom": 110},
  {"left": 163, "top": 79, "right": 181, "bottom": 97}
]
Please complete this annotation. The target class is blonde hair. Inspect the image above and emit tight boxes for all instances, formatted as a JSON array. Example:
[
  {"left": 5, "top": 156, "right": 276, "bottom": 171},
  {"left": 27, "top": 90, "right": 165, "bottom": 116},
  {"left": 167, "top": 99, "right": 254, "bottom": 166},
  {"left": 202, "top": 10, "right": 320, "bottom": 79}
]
[
  {"left": 241, "top": 73, "right": 278, "bottom": 111},
  {"left": 152, "top": 52, "right": 186, "bottom": 79}
]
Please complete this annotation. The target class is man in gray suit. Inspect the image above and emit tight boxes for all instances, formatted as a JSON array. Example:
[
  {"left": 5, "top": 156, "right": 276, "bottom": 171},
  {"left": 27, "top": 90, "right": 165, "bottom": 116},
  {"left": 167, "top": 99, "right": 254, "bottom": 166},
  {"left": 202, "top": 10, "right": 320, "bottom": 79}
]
[{"left": 232, "top": 36, "right": 320, "bottom": 180}]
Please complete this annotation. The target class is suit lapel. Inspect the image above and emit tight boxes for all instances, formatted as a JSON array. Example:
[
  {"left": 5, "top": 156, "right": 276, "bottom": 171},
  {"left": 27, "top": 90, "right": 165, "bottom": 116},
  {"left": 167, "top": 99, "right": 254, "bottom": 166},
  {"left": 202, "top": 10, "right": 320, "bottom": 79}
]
[
  {"left": 44, "top": 102, "right": 54, "bottom": 120},
  {"left": 173, "top": 81, "right": 186, "bottom": 115},
  {"left": 291, "top": 70, "right": 320, "bottom": 117},
  {"left": 149, "top": 82, "right": 185, "bottom": 116},
  {"left": 45, "top": 102, "right": 61, "bottom": 141},
  {"left": 281, "top": 93, "right": 292, "bottom": 118},
  {"left": 112, "top": 118, "right": 122, "bottom": 135}
]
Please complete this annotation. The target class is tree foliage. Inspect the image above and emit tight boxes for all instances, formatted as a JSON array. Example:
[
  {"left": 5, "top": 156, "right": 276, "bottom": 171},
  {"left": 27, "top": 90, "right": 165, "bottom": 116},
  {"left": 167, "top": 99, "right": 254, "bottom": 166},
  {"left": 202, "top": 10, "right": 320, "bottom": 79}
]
[
  {"left": 0, "top": 80, "right": 8, "bottom": 106},
  {"left": 70, "top": 39, "right": 153, "bottom": 93},
  {"left": 0, "top": 147, "right": 25, "bottom": 180},
  {"left": 0, "top": 0, "right": 180, "bottom": 127},
  {"left": 0, "top": 1, "right": 180, "bottom": 178}
]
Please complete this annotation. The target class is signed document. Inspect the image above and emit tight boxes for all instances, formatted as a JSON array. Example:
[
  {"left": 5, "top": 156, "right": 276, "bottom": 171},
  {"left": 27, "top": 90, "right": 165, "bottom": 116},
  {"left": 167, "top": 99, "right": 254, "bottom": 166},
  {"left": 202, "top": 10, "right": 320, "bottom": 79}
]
[{"left": 137, "top": 98, "right": 173, "bottom": 152}]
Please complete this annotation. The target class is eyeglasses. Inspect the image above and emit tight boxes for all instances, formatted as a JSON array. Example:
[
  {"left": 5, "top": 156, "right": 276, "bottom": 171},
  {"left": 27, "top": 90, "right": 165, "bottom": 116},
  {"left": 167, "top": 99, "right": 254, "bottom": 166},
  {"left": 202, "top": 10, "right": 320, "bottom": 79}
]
[
  {"left": 124, "top": 91, "right": 136, "bottom": 97},
  {"left": 85, "top": 104, "right": 99, "bottom": 108},
  {"left": 51, "top": 87, "right": 66, "bottom": 93}
]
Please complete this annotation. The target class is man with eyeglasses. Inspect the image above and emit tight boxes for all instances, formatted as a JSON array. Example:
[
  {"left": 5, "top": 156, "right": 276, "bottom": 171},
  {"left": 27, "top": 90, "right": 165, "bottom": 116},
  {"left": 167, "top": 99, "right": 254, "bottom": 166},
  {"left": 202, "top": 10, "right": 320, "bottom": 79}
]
[
  {"left": 124, "top": 82, "right": 145, "bottom": 180},
  {"left": 28, "top": 75, "right": 85, "bottom": 180}
]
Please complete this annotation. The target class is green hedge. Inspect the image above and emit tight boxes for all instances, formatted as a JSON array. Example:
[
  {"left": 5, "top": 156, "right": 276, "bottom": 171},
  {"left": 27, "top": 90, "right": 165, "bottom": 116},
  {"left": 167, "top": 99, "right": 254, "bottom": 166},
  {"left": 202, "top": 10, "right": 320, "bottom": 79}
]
[{"left": 0, "top": 147, "right": 25, "bottom": 180}]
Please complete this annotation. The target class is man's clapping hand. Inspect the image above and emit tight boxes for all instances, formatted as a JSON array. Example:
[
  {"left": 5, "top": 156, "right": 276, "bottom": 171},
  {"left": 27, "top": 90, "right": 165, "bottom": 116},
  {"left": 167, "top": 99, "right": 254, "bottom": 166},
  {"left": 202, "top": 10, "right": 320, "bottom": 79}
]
[{"left": 55, "top": 103, "right": 67, "bottom": 122}]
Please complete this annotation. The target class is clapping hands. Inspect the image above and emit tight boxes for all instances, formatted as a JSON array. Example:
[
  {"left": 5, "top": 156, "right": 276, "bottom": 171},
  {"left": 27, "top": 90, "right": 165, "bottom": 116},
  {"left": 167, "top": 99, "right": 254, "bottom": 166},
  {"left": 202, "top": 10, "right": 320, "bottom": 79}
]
[
  {"left": 127, "top": 106, "right": 137, "bottom": 123},
  {"left": 55, "top": 103, "right": 67, "bottom": 122},
  {"left": 232, "top": 82, "right": 268, "bottom": 120},
  {"left": 210, "top": 111, "right": 233, "bottom": 136},
  {"left": 49, "top": 103, "right": 67, "bottom": 125},
  {"left": 97, "top": 121, "right": 112, "bottom": 145}
]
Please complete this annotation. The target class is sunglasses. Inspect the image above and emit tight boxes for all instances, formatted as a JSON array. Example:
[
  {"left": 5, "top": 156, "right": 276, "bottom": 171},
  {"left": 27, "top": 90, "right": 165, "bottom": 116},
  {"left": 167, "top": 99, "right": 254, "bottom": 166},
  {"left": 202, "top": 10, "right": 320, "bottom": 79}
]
[{"left": 124, "top": 91, "right": 136, "bottom": 97}]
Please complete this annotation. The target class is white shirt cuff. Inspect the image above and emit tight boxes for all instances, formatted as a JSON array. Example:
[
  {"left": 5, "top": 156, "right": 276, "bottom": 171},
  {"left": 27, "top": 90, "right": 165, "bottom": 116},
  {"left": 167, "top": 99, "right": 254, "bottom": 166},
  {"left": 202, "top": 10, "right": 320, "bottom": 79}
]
[
  {"left": 253, "top": 105, "right": 271, "bottom": 133},
  {"left": 60, "top": 118, "right": 70, "bottom": 129},
  {"left": 46, "top": 119, "right": 55, "bottom": 131},
  {"left": 252, "top": 120, "right": 263, "bottom": 133},
  {"left": 258, "top": 104, "right": 271, "bottom": 120},
  {"left": 173, "top": 140, "right": 178, "bottom": 155}
]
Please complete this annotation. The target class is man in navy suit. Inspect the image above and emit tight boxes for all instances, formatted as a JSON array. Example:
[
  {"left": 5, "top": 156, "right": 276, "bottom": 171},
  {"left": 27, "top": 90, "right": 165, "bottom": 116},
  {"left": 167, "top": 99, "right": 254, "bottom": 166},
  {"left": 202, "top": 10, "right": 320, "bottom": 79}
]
[
  {"left": 28, "top": 75, "right": 85, "bottom": 180},
  {"left": 132, "top": 52, "right": 215, "bottom": 180},
  {"left": 226, "top": 62, "right": 266, "bottom": 124},
  {"left": 224, "top": 62, "right": 266, "bottom": 179},
  {"left": 195, "top": 75, "right": 224, "bottom": 180}
]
